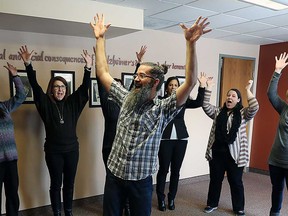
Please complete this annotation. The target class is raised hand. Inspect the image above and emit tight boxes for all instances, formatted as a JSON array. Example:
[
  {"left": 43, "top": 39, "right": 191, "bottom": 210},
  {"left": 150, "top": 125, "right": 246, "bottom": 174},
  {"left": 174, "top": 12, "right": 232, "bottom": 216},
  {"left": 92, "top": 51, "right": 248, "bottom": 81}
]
[
  {"left": 198, "top": 72, "right": 207, "bottom": 87},
  {"left": 246, "top": 80, "right": 255, "bottom": 99},
  {"left": 245, "top": 80, "right": 253, "bottom": 91},
  {"left": 180, "top": 16, "right": 211, "bottom": 44},
  {"left": 90, "top": 14, "right": 111, "bottom": 39},
  {"left": 4, "top": 62, "right": 18, "bottom": 76},
  {"left": 206, "top": 76, "right": 214, "bottom": 91},
  {"left": 81, "top": 50, "right": 93, "bottom": 68},
  {"left": 136, "top": 45, "right": 147, "bottom": 63},
  {"left": 275, "top": 52, "right": 288, "bottom": 73},
  {"left": 18, "top": 45, "right": 34, "bottom": 64}
]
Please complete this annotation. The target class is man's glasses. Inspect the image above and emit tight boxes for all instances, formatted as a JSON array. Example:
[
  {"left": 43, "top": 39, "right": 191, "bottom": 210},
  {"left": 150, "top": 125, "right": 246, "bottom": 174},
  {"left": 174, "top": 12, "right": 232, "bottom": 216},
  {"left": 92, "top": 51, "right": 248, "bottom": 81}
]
[
  {"left": 133, "top": 73, "right": 156, "bottom": 80},
  {"left": 53, "top": 85, "right": 66, "bottom": 90}
]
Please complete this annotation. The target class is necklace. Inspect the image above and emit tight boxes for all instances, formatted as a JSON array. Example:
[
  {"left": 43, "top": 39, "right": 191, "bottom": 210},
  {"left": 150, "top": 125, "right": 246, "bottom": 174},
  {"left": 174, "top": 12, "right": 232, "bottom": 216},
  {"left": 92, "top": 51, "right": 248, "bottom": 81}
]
[{"left": 55, "top": 103, "right": 64, "bottom": 124}]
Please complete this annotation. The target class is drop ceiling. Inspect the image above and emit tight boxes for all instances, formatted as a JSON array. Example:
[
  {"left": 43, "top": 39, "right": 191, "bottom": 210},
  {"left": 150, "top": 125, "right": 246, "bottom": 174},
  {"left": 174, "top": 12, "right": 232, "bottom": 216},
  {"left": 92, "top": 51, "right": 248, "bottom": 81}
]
[{"left": 92, "top": 0, "right": 288, "bottom": 45}]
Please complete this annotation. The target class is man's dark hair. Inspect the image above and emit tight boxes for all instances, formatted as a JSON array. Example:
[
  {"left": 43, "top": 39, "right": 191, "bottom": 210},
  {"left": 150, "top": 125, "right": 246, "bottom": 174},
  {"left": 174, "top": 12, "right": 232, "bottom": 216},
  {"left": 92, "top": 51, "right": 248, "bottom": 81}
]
[{"left": 141, "top": 62, "right": 168, "bottom": 91}]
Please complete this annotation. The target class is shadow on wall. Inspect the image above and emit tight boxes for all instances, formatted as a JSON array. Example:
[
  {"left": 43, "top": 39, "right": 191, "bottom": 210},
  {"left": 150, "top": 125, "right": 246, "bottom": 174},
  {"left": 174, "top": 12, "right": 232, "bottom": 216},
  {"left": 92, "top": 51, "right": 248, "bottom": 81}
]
[{"left": 14, "top": 107, "right": 49, "bottom": 209}]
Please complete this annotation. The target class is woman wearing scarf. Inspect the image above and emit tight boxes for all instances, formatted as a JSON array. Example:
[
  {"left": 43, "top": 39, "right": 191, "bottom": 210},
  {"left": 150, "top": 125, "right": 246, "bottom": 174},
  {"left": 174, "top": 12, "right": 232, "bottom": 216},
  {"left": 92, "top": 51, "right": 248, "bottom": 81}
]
[{"left": 202, "top": 78, "right": 259, "bottom": 216}]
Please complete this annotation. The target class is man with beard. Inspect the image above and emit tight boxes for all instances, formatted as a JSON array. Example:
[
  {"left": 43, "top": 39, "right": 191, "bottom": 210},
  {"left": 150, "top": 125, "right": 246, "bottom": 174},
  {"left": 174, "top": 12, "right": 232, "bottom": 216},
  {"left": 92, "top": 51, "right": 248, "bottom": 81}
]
[{"left": 90, "top": 13, "right": 211, "bottom": 216}]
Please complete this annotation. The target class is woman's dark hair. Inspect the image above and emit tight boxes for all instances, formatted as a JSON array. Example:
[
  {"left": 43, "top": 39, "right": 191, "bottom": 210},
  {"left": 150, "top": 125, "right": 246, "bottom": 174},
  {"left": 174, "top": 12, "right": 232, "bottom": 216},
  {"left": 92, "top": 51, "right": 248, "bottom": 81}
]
[
  {"left": 165, "top": 76, "right": 180, "bottom": 95},
  {"left": 223, "top": 88, "right": 243, "bottom": 109},
  {"left": 141, "top": 62, "right": 168, "bottom": 91},
  {"left": 46, "top": 76, "right": 69, "bottom": 103}
]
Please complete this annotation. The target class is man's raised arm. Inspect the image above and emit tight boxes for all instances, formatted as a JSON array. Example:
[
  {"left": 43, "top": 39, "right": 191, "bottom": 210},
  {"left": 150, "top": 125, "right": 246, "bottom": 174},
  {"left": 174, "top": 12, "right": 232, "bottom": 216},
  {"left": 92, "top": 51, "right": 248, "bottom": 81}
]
[
  {"left": 90, "top": 14, "right": 114, "bottom": 92},
  {"left": 176, "top": 16, "right": 211, "bottom": 107}
]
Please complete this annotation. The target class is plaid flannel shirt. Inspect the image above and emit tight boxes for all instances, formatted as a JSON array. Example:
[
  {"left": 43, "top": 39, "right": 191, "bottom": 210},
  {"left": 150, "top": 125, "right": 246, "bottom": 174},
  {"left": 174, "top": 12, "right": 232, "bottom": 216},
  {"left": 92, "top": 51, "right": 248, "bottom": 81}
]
[{"left": 107, "top": 80, "right": 182, "bottom": 180}]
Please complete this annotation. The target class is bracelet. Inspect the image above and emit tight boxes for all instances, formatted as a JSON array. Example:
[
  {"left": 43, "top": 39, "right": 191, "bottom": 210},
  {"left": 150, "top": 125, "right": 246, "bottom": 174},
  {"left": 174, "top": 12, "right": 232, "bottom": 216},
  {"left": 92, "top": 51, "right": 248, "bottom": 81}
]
[
  {"left": 84, "top": 66, "right": 92, "bottom": 70},
  {"left": 12, "top": 75, "right": 20, "bottom": 78}
]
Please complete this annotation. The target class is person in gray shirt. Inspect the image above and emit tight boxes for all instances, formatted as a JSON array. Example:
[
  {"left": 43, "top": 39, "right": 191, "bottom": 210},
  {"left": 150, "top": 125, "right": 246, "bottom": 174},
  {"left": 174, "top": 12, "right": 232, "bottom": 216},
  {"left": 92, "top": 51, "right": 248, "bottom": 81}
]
[{"left": 267, "top": 52, "right": 288, "bottom": 216}]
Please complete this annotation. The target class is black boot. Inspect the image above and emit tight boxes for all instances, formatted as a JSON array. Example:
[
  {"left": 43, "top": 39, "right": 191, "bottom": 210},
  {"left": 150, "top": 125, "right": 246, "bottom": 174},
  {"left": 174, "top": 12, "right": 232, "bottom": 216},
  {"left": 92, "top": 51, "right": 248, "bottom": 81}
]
[
  {"left": 158, "top": 200, "right": 166, "bottom": 211},
  {"left": 168, "top": 198, "right": 175, "bottom": 210},
  {"left": 64, "top": 209, "right": 73, "bottom": 216},
  {"left": 54, "top": 212, "right": 61, "bottom": 216},
  {"left": 63, "top": 189, "right": 74, "bottom": 216},
  {"left": 49, "top": 190, "right": 62, "bottom": 216}
]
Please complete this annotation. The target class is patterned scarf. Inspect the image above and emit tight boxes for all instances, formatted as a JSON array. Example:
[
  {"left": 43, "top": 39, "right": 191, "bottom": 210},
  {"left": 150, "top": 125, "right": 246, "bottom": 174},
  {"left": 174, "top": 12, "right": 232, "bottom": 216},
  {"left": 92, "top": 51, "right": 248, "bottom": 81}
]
[{"left": 215, "top": 104, "right": 242, "bottom": 145}]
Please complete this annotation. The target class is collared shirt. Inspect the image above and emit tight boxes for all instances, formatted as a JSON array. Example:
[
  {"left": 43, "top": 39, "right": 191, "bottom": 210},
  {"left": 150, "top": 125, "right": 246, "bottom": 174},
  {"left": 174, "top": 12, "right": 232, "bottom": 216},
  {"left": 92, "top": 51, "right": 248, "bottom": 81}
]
[{"left": 107, "top": 80, "right": 182, "bottom": 180}]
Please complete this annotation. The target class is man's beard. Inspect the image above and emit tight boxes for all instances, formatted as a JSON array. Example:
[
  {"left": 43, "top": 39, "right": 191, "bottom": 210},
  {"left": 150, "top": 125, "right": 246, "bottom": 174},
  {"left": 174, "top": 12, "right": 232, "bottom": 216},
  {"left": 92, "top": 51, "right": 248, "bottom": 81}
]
[{"left": 123, "top": 81, "right": 154, "bottom": 112}]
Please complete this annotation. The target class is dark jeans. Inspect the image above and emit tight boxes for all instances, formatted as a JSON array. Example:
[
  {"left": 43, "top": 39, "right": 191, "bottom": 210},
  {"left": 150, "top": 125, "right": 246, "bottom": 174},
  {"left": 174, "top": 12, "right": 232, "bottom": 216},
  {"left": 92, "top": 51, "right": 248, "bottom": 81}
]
[
  {"left": 156, "top": 139, "right": 187, "bottom": 201},
  {"left": 45, "top": 150, "right": 79, "bottom": 212},
  {"left": 269, "top": 164, "right": 288, "bottom": 214},
  {"left": 0, "top": 160, "right": 19, "bottom": 216},
  {"left": 103, "top": 169, "right": 153, "bottom": 216},
  {"left": 102, "top": 148, "right": 112, "bottom": 170},
  {"left": 207, "top": 150, "right": 244, "bottom": 212}
]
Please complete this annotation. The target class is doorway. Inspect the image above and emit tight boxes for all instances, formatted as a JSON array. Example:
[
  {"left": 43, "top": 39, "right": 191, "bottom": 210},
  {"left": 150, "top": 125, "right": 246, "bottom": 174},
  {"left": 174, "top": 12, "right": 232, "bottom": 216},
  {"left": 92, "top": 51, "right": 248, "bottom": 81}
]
[{"left": 218, "top": 55, "right": 256, "bottom": 107}]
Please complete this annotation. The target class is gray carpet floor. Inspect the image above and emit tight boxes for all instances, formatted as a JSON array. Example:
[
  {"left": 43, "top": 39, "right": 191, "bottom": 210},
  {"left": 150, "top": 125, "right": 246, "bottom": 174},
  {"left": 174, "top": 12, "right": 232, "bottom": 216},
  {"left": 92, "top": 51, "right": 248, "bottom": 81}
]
[{"left": 16, "top": 172, "right": 288, "bottom": 216}]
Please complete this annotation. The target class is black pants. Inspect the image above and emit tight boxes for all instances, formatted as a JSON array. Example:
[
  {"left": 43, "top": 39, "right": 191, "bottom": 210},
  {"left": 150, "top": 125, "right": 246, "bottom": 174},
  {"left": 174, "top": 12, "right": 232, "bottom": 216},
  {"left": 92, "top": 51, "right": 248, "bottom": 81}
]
[
  {"left": 103, "top": 169, "right": 153, "bottom": 216},
  {"left": 0, "top": 160, "right": 19, "bottom": 216},
  {"left": 269, "top": 164, "right": 288, "bottom": 214},
  {"left": 45, "top": 150, "right": 79, "bottom": 213},
  {"left": 102, "top": 147, "right": 112, "bottom": 170},
  {"left": 156, "top": 139, "right": 187, "bottom": 201},
  {"left": 207, "top": 149, "right": 244, "bottom": 212}
]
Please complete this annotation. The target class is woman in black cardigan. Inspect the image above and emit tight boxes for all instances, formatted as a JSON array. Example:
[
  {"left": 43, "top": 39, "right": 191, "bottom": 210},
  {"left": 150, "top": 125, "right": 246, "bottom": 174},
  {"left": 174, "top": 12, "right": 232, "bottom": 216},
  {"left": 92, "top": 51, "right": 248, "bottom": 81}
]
[{"left": 156, "top": 73, "right": 207, "bottom": 211}]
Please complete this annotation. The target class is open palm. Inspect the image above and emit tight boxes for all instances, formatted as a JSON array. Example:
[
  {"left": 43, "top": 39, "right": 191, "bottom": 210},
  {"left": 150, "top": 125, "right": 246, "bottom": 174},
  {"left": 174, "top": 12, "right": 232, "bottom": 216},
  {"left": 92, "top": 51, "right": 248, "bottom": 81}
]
[
  {"left": 90, "top": 14, "right": 111, "bottom": 39},
  {"left": 275, "top": 52, "right": 288, "bottom": 71},
  {"left": 180, "top": 16, "right": 211, "bottom": 43}
]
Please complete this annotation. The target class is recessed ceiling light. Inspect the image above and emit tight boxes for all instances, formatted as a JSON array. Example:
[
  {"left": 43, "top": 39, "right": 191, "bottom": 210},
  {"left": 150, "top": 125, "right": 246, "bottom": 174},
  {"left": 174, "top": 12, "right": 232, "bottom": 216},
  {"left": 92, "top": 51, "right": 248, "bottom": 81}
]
[{"left": 239, "top": 0, "right": 288, "bottom": 10}]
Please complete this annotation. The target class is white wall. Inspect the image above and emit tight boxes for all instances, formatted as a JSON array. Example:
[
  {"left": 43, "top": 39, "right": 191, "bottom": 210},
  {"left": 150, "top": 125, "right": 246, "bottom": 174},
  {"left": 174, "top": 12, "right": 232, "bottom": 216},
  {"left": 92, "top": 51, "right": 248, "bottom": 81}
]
[{"left": 0, "top": 28, "right": 259, "bottom": 211}]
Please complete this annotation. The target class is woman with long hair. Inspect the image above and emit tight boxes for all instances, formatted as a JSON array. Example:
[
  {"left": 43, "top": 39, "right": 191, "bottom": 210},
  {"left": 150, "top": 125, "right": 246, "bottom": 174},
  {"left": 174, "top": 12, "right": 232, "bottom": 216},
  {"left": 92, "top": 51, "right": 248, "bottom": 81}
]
[
  {"left": 202, "top": 78, "right": 259, "bottom": 216},
  {"left": 156, "top": 73, "right": 206, "bottom": 211}
]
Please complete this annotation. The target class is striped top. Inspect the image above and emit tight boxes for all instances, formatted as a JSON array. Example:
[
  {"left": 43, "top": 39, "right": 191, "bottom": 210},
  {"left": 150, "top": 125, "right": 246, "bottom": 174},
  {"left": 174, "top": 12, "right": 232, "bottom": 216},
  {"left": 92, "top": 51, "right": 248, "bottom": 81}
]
[
  {"left": 0, "top": 77, "right": 26, "bottom": 163},
  {"left": 202, "top": 89, "right": 259, "bottom": 167}
]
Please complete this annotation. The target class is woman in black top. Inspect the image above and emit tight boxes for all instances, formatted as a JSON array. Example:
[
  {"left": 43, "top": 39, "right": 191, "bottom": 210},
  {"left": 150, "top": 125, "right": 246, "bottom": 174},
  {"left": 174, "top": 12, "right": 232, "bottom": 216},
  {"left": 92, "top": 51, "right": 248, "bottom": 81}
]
[
  {"left": 18, "top": 45, "right": 91, "bottom": 216},
  {"left": 156, "top": 73, "right": 207, "bottom": 211}
]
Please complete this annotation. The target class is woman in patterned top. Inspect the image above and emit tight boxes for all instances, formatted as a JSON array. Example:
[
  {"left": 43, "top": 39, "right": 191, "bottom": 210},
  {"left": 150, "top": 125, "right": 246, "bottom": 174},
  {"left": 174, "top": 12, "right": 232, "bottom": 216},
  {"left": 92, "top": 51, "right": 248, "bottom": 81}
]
[
  {"left": 0, "top": 62, "right": 26, "bottom": 216},
  {"left": 202, "top": 78, "right": 259, "bottom": 216}
]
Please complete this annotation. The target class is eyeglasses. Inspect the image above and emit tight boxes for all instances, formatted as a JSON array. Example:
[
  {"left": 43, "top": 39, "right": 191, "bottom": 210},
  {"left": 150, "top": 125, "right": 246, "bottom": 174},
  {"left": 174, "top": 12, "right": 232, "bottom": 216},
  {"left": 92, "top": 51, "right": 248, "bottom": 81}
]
[
  {"left": 133, "top": 73, "right": 156, "bottom": 80},
  {"left": 53, "top": 85, "right": 66, "bottom": 90}
]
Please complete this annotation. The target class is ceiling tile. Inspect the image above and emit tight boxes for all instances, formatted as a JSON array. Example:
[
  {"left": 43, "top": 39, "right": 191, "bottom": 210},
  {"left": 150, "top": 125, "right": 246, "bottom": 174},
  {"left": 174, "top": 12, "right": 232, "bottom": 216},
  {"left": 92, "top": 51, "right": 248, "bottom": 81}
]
[
  {"left": 162, "top": 0, "right": 197, "bottom": 4},
  {"left": 144, "top": 16, "right": 178, "bottom": 29},
  {"left": 116, "top": 0, "right": 180, "bottom": 16},
  {"left": 219, "top": 21, "right": 276, "bottom": 33},
  {"left": 221, "top": 34, "right": 282, "bottom": 45},
  {"left": 202, "top": 29, "right": 239, "bottom": 39},
  {"left": 187, "top": 0, "right": 251, "bottom": 13},
  {"left": 150, "top": 5, "right": 218, "bottom": 23},
  {"left": 257, "top": 14, "right": 288, "bottom": 27},
  {"left": 226, "top": 5, "right": 288, "bottom": 20},
  {"left": 206, "top": 14, "right": 248, "bottom": 29},
  {"left": 248, "top": 27, "right": 288, "bottom": 37}
]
